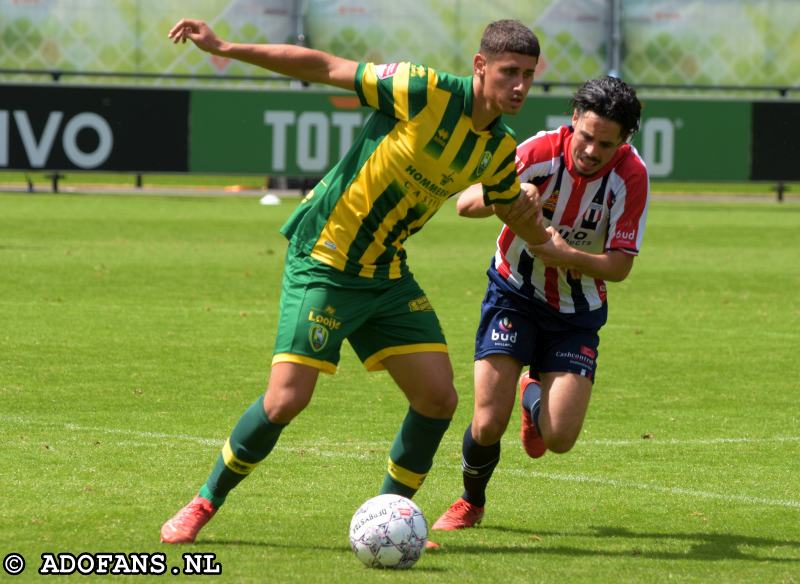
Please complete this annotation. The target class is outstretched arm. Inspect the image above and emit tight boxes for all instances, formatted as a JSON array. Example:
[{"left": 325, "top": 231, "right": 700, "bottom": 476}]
[{"left": 168, "top": 19, "right": 358, "bottom": 91}]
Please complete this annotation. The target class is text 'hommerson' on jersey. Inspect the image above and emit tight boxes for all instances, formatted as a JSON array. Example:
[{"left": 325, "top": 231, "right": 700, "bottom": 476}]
[
  {"left": 492, "top": 125, "right": 650, "bottom": 313},
  {"left": 280, "top": 61, "right": 521, "bottom": 280}
]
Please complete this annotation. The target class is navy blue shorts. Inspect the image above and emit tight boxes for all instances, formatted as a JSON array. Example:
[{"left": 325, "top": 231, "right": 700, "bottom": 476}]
[{"left": 474, "top": 278, "right": 608, "bottom": 382}]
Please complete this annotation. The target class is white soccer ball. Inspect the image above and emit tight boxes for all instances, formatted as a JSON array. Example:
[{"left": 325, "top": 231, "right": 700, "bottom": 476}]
[{"left": 348, "top": 494, "right": 428, "bottom": 569}]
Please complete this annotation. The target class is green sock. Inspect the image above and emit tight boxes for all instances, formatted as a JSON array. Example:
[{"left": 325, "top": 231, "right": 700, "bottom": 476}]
[
  {"left": 200, "top": 396, "right": 286, "bottom": 508},
  {"left": 380, "top": 407, "right": 451, "bottom": 498}
]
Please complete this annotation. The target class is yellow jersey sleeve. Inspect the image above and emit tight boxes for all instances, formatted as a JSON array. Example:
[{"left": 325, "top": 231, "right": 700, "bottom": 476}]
[{"left": 355, "top": 62, "right": 433, "bottom": 122}]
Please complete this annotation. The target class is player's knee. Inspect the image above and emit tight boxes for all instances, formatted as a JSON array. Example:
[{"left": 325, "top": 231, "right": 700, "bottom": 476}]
[
  {"left": 420, "top": 385, "right": 457, "bottom": 418},
  {"left": 265, "top": 404, "right": 303, "bottom": 424},
  {"left": 264, "top": 392, "right": 311, "bottom": 424},
  {"left": 437, "top": 386, "right": 458, "bottom": 417},
  {"left": 544, "top": 432, "right": 579, "bottom": 454},
  {"left": 471, "top": 418, "right": 506, "bottom": 445}
]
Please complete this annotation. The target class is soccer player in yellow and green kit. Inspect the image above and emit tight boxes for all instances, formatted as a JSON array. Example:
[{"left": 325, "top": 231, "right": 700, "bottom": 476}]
[{"left": 160, "top": 17, "right": 550, "bottom": 545}]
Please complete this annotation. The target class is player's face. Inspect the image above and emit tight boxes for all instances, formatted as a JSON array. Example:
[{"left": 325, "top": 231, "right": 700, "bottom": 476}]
[
  {"left": 570, "top": 110, "right": 625, "bottom": 176},
  {"left": 476, "top": 52, "right": 537, "bottom": 115}
]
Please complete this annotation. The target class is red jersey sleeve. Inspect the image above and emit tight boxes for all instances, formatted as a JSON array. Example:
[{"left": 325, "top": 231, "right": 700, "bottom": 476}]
[{"left": 606, "top": 147, "right": 650, "bottom": 255}]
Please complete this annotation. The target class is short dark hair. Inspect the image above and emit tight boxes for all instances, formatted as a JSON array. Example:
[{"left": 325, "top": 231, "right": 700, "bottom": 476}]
[
  {"left": 480, "top": 20, "right": 540, "bottom": 59},
  {"left": 572, "top": 76, "right": 642, "bottom": 140}
]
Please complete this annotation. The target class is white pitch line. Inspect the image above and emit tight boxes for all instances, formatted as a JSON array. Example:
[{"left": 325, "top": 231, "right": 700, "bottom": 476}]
[
  {"left": 502, "top": 468, "right": 800, "bottom": 510},
  {"left": 61, "top": 422, "right": 224, "bottom": 447},
  {"left": 3, "top": 415, "right": 799, "bottom": 508},
  {"left": 603, "top": 322, "right": 800, "bottom": 339},
  {"left": 5, "top": 415, "right": 798, "bottom": 450},
  {"left": 1, "top": 417, "right": 376, "bottom": 460},
  {"left": 582, "top": 436, "right": 800, "bottom": 446}
]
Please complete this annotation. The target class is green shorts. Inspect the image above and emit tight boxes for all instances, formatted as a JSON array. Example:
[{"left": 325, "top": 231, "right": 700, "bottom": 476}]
[{"left": 272, "top": 248, "right": 448, "bottom": 374}]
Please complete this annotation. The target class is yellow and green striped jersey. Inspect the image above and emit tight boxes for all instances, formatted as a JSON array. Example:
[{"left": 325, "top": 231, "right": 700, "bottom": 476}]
[{"left": 280, "top": 61, "right": 521, "bottom": 280}]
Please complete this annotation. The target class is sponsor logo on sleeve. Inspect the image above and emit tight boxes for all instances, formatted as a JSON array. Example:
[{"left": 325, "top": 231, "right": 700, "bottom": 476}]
[
  {"left": 375, "top": 63, "right": 399, "bottom": 79},
  {"left": 614, "top": 224, "right": 637, "bottom": 242}
]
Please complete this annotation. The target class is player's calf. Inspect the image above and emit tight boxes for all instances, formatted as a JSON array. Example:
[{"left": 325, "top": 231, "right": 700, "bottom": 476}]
[{"left": 519, "top": 372, "right": 546, "bottom": 458}]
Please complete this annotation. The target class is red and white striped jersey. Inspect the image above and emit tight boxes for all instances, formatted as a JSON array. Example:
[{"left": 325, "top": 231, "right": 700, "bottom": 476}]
[{"left": 492, "top": 125, "right": 650, "bottom": 313}]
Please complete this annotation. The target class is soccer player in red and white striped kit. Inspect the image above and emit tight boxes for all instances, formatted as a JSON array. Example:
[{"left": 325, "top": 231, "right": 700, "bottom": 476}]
[{"left": 433, "top": 76, "right": 650, "bottom": 529}]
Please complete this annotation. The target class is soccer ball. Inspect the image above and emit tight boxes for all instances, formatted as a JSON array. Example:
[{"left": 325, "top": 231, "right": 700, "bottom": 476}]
[{"left": 348, "top": 494, "right": 428, "bottom": 569}]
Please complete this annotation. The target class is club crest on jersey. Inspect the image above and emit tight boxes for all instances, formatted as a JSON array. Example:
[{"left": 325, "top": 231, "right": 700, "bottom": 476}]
[
  {"left": 476, "top": 151, "right": 493, "bottom": 177},
  {"left": 375, "top": 63, "right": 399, "bottom": 79},
  {"left": 583, "top": 203, "right": 603, "bottom": 223},
  {"left": 309, "top": 324, "right": 329, "bottom": 352}
]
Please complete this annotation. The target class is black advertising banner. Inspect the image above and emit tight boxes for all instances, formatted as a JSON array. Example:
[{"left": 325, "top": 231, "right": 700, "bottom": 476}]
[
  {"left": 751, "top": 101, "right": 800, "bottom": 181},
  {"left": 0, "top": 85, "right": 189, "bottom": 172}
]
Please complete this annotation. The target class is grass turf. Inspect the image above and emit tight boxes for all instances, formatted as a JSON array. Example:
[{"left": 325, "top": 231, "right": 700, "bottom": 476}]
[
  {"left": 1, "top": 193, "right": 798, "bottom": 582},
  {"left": 1, "top": 171, "right": 798, "bottom": 199}
]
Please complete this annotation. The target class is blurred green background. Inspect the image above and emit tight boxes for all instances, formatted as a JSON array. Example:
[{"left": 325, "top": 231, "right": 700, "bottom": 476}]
[{"left": 2, "top": 0, "right": 799, "bottom": 89}]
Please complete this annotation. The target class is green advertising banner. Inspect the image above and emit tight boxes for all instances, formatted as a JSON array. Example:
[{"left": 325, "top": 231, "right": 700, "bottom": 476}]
[
  {"left": 189, "top": 89, "right": 751, "bottom": 181},
  {"left": 190, "top": 89, "right": 368, "bottom": 174},
  {"left": 630, "top": 99, "right": 751, "bottom": 181},
  {"left": 505, "top": 96, "right": 752, "bottom": 181}
]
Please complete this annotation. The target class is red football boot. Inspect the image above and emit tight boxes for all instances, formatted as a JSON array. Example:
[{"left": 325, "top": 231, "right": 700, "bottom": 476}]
[
  {"left": 431, "top": 497, "right": 484, "bottom": 531},
  {"left": 160, "top": 496, "right": 217, "bottom": 544}
]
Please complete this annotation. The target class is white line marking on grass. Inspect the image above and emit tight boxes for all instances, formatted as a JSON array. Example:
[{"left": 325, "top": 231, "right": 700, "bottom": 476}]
[
  {"left": 63, "top": 423, "right": 225, "bottom": 447},
  {"left": 0, "top": 416, "right": 376, "bottom": 460},
  {"left": 604, "top": 323, "right": 800, "bottom": 339},
  {"left": 4, "top": 415, "right": 799, "bottom": 507},
  {"left": 6, "top": 415, "right": 796, "bottom": 450},
  {"left": 503, "top": 469, "right": 800, "bottom": 510},
  {"left": 582, "top": 436, "right": 800, "bottom": 447}
]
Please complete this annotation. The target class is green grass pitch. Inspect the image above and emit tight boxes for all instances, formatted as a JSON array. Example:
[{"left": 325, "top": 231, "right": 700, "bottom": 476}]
[{"left": 1, "top": 193, "right": 798, "bottom": 582}]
